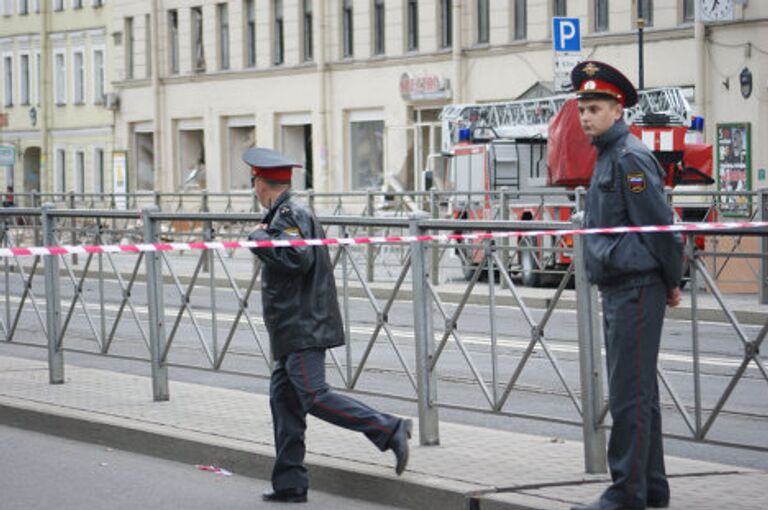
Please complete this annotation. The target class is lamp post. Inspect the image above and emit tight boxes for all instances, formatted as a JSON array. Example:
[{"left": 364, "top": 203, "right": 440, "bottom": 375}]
[{"left": 637, "top": 2, "right": 645, "bottom": 90}]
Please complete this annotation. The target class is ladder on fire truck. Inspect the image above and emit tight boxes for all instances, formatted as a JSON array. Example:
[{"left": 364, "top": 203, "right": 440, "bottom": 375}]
[{"left": 440, "top": 87, "right": 692, "bottom": 151}]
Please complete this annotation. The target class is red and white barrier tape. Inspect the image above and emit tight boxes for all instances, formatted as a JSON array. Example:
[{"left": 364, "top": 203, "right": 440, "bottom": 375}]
[{"left": 1, "top": 221, "right": 766, "bottom": 258}]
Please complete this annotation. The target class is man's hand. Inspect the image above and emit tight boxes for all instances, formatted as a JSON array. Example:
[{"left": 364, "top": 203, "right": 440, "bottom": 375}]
[{"left": 666, "top": 287, "right": 681, "bottom": 308}]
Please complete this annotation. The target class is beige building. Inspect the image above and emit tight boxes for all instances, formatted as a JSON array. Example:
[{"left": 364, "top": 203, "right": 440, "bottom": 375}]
[
  {"left": 107, "top": 0, "right": 767, "bottom": 198},
  {"left": 2, "top": 1, "right": 766, "bottom": 201},
  {"left": 0, "top": 0, "right": 116, "bottom": 202}
]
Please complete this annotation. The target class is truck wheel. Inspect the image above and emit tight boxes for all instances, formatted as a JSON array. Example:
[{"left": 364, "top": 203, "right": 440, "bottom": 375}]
[{"left": 520, "top": 241, "right": 540, "bottom": 288}]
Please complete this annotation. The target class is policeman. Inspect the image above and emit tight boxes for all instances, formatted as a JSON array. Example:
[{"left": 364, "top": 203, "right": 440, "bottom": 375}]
[
  {"left": 570, "top": 62, "right": 683, "bottom": 510},
  {"left": 244, "top": 147, "right": 412, "bottom": 503}
]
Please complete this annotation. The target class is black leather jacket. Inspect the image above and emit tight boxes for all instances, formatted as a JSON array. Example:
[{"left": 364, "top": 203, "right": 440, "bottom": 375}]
[
  {"left": 584, "top": 119, "right": 683, "bottom": 291},
  {"left": 248, "top": 191, "right": 344, "bottom": 360}
]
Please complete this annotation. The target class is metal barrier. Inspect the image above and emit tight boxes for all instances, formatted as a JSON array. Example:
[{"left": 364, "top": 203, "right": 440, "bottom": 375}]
[{"left": 1, "top": 205, "right": 767, "bottom": 473}]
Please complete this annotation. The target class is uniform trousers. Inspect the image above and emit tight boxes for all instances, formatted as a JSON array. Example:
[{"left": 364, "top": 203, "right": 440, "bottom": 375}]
[
  {"left": 600, "top": 281, "right": 670, "bottom": 509},
  {"left": 269, "top": 347, "right": 401, "bottom": 491}
]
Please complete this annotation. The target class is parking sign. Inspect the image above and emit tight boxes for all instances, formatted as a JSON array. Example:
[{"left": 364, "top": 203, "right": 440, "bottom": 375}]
[{"left": 552, "top": 17, "right": 581, "bottom": 52}]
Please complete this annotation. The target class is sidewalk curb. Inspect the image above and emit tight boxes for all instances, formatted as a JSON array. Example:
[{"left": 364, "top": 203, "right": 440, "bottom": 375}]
[{"left": 0, "top": 397, "right": 488, "bottom": 510}]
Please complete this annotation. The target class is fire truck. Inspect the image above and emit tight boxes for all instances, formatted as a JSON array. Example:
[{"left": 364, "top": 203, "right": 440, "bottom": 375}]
[{"left": 436, "top": 87, "right": 714, "bottom": 285}]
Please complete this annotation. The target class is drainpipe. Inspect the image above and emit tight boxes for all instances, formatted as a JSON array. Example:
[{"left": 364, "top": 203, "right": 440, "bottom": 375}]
[
  {"left": 152, "top": 0, "right": 164, "bottom": 192},
  {"left": 694, "top": 16, "right": 707, "bottom": 142},
  {"left": 40, "top": 1, "right": 51, "bottom": 193},
  {"left": 452, "top": 0, "right": 464, "bottom": 103},
  {"left": 316, "top": 0, "right": 329, "bottom": 193}
]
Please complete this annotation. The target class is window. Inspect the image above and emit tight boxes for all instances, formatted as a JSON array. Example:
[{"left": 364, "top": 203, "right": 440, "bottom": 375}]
[
  {"left": 73, "top": 0, "right": 81, "bottom": 8},
  {"left": 3, "top": 56, "right": 12, "bottom": 107},
  {"left": 56, "top": 148, "right": 66, "bottom": 194},
  {"left": 302, "top": 0, "right": 313, "bottom": 61},
  {"left": 683, "top": 0, "right": 694, "bottom": 22},
  {"left": 54, "top": 51, "right": 66, "bottom": 104},
  {"left": 350, "top": 119, "right": 384, "bottom": 190},
  {"left": 514, "top": 0, "right": 527, "bottom": 40},
  {"left": 639, "top": 0, "right": 653, "bottom": 27},
  {"left": 595, "top": 0, "right": 609, "bottom": 32},
  {"left": 93, "top": 48, "right": 104, "bottom": 103},
  {"left": 273, "top": 0, "right": 284, "bottom": 65},
  {"left": 373, "top": 0, "right": 385, "bottom": 56},
  {"left": 53, "top": 0, "right": 63, "bottom": 11},
  {"left": 407, "top": 0, "right": 418, "bottom": 51},
  {"left": 75, "top": 150, "right": 85, "bottom": 194},
  {"left": 244, "top": 0, "right": 256, "bottom": 67},
  {"left": 192, "top": 6, "right": 205, "bottom": 72},
  {"left": 168, "top": 10, "right": 179, "bottom": 74},
  {"left": 477, "top": 0, "right": 489, "bottom": 44},
  {"left": 20, "top": 54, "right": 29, "bottom": 105},
  {"left": 19, "top": 0, "right": 28, "bottom": 15},
  {"left": 73, "top": 50, "right": 84, "bottom": 104},
  {"left": 553, "top": 0, "right": 566, "bottom": 17},
  {"left": 125, "top": 17, "right": 134, "bottom": 79},
  {"left": 440, "top": 0, "right": 452, "bottom": 49},
  {"left": 217, "top": 3, "right": 230, "bottom": 70},
  {"left": 342, "top": 0, "right": 353, "bottom": 58},
  {"left": 94, "top": 148, "right": 105, "bottom": 194}
]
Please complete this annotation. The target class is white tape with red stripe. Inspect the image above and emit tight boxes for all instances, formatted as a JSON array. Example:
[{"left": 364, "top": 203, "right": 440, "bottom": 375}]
[{"left": 1, "top": 221, "right": 766, "bottom": 258}]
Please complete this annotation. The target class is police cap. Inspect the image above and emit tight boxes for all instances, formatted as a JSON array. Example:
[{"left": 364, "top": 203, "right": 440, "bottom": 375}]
[
  {"left": 242, "top": 147, "right": 302, "bottom": 183},
  {"left": 570, "top": 61, "right": 638, "bottom": 108}
]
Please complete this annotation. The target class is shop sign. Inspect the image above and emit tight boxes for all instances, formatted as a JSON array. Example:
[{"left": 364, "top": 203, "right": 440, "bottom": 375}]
[
  {"left": 399, "top": 73, "right": 451, "bottom": 102},
  {"left": 0, "top": 145, "right": 16, "bottom": 166}
]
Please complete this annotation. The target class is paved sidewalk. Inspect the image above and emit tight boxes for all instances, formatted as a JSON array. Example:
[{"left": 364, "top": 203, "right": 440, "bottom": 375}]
[{"left": 0, "top": 354, "right": 764, "bottom": 509}]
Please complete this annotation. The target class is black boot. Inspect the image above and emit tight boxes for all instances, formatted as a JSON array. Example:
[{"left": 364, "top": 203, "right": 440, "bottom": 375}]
[
  {"left": 389, "top": 419, "right": 413, "bottom": 476},
  {"left": 261, "top": 488, "right": 308, "bottom": 503}
]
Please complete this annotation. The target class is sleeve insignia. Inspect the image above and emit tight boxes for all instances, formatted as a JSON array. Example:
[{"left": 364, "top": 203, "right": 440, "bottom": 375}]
[
  {"left": 626, "top": 171, "right": 647, "bottom": 193},
  {"left": 283, "top": 227, "right": 301, "bottom": 237}
]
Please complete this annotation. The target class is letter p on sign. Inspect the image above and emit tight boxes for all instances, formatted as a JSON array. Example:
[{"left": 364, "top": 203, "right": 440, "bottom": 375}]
[{"left": 553, "top": 18, "right": 581, "bottom": 52}]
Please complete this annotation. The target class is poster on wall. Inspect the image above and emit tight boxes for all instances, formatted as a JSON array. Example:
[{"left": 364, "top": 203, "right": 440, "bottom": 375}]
[
  {"left": 716, "top": 123, "right": 751, "bottom": 217},
  {"left": 112, "top": 150, "right": 128, "bottom": 210}
]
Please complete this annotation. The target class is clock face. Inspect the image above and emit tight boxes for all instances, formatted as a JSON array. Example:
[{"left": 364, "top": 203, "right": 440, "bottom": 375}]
[{"left": 701, "top": 0, "right": 734, "bottom": 21}]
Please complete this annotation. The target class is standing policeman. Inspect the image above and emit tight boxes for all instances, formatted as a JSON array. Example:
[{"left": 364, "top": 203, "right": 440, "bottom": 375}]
[
  {"left": 570, "top": 62, "right": 683, "bottom": 510},
  {"left": 244, "top": 147, "right": 412, "bottom": 503}
]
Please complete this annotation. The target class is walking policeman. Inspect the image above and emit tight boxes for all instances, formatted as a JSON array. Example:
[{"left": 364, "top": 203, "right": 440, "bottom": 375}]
[
  {"left": 570, "top": 62, "right": 683, "bottom": 510},
  {"left": 244, "top": 147, "right": 412, "bottom": 503}
]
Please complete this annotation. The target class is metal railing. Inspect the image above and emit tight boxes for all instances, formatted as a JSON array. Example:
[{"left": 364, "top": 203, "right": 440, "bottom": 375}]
[{"left": 1, "top": 202, "right": 767, "bottom": 473}]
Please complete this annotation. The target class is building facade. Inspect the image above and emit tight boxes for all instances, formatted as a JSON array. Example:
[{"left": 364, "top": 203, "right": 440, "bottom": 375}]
[
  {"left": 0, "top": 0, "right": 116, "bottom": 202},
  {"left": 2, "top": 1, "right": 766, "bottom": 202}
]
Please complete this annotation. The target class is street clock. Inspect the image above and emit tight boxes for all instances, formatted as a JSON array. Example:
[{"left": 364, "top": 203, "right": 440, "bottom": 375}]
[{"left": 700, "top": 0, "right": 734, "bottom": 22}]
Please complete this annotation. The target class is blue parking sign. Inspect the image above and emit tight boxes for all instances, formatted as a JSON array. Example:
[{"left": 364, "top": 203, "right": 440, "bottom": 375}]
[{"left": 553, "top": 17, "right": 581, "bottom": 52}]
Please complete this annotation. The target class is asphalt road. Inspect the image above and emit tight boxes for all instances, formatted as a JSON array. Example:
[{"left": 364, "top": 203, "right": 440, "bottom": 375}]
[
  {"left": 0, "top": 424, "right": 403, "bottom": 510},
  {"left": 1, "top": 256, "right": 767, "bottom": 472}
]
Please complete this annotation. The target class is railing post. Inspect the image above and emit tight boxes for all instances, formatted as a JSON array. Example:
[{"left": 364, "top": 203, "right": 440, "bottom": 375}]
[
  {"left": 307, "top": 190, "right": 315, "bottom": 214},
  {"left": 32, "top": 191, "right": 42, "bottom": 246},
  {"left": 142, "top": 206, "right": 169, "bottom": 401},
  {"left": 69, "top": 191, "right": 78, "bottom": 266},
  {"left": 366, "top": 190, "right": 375, "bottom": 283},
  {"left": 573, "top": 187, "right": 607, "bottom": 473},
  {"left": 759, "top": 189, "right": 768, "bottom": 305},
  {"left": 42, "top": 203, "right": 64, "bottom": 384},
  {"left": 430, "top": 188, "right": 440, "bottom": 286},
  {"left": 687, "top": 233, "right": 703, "bottom": 436},
  {"left": 500, "top": 187, "right": 511, "bottom": 289},
  {"left": 409, "top": 212, "right": 439, "bottom": 445}
]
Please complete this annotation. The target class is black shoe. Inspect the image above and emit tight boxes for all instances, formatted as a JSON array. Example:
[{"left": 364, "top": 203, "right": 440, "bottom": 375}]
[
  {"left": 261, "top": 488, "right": 308, "bottom": 503},
  {"left": 647, "top": 496, "right": 670, "bottom": 508},
  {"left": 571, "top": 499, "right": 631, "bottom": 510},
  {"left": 390, "top": 418, "right": 413, "bottom": 476}
]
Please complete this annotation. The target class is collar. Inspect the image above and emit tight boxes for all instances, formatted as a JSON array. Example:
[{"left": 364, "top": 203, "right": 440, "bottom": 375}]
[
  {"left": 592, "top": 119, "right": 629, "bottom": 152},
  {"left": 263, "top": 190, "right": 293, "bottom": 223}
]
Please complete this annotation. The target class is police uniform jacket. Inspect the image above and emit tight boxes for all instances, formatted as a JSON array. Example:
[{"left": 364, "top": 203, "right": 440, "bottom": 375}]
[
  {"left": 584, "top": 119, "right": 683, "bottom": 290},
  {"left": 248, "top": 191, "right": 344, "bottom": 359}
]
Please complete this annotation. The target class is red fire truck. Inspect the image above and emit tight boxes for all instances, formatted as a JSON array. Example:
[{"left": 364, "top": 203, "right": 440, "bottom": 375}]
[{"left": 436, "top": 87, "right": 714, "bottom": 285}]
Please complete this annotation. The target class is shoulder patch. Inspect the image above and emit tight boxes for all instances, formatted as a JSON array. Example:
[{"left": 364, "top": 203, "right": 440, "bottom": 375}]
[
  {"left": 626, "top": 171, "right": 646, "bottom": 193},
  {"left": 279, "top": 206, "right": 292, "bottom": 216},
  {"left": 283, "top": 226, "right": 301, "bottom": 237}
]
